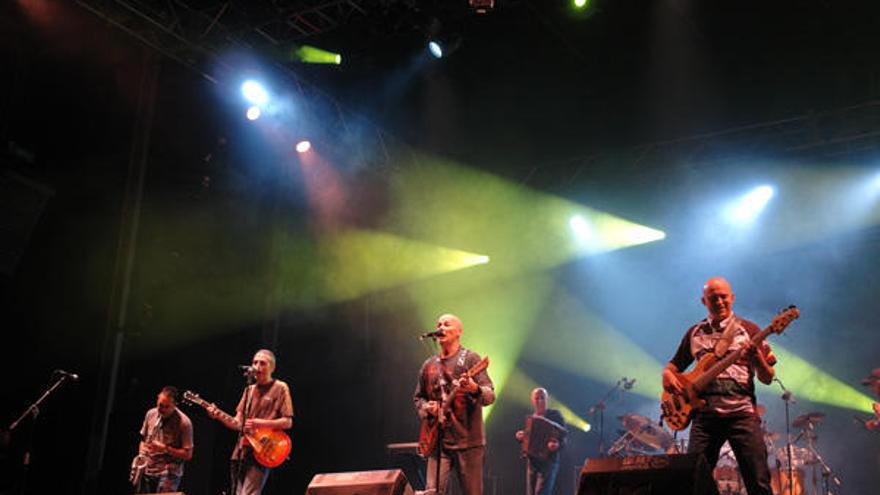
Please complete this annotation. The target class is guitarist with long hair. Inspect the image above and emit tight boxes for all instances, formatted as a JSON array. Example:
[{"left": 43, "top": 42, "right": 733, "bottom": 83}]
[
  {"left": 208, "top": 349, "right": 293, "bottom": 495},
  {"left": 661, "top": 277, "right": 777, "bottom": 495},
  {"left": 413, "top": 314, "right": 495, "bottom": 495}
]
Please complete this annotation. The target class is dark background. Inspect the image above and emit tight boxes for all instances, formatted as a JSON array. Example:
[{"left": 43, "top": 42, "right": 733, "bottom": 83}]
[{"left": 2, "top": 1, "right": 880, "bottom": 495}]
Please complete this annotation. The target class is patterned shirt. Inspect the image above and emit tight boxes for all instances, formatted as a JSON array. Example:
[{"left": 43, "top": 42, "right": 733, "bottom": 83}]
[
  {"left": 139, "top": 407, "right": 194, "bottom": 477},
  {"left": 413, "top": 347, "right": 495, "bottom": 449},
  {"left": 670, "top": 314, "right": 776, "bottom": 415}
]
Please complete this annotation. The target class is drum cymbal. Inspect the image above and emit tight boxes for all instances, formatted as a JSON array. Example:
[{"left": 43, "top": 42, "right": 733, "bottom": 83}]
[
  {"left": 792, "top": 412, "right": 825, "bottom": 429},
  {"left": 619, "top": 413, "right": 673, "bottom": 450}
]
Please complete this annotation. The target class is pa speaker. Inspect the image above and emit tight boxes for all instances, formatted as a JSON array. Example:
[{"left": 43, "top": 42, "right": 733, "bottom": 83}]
[
  {"left": 305, "top": 469, "right": 414, "bottom": 495},
  {"left": 577, "top": 453, "right": 719, "bottom": 495}
]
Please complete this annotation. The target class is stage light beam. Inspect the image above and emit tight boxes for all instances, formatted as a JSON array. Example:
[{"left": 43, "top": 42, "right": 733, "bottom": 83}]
[
  {"left": 772, "top": 345, "right": 875, "bottom": 413},
  {"left": 726, "top": 185, "right": 775, "bottom": 224},
  {"left": 502, "top": 368, "right": 592, "bottom": 431},
  {"left": 291, "top": 45, "right": 343, "bottom": 65}
]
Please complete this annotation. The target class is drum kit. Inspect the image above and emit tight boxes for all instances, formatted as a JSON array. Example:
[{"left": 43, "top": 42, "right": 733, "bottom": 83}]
[
  {"left": 606, "top": 413, "right": 675, "bottom": 456},
  {"left": 604, "top": 408, "right": 834, "bottom": 495}
]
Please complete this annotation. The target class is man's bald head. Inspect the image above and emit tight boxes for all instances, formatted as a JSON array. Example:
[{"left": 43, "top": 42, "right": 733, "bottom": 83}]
[
  {"left": 702, "top": 277, "right": 735, "bottom": 321},
  {"left": 436, "top": 313, "right": 463, "bottom": 345}
]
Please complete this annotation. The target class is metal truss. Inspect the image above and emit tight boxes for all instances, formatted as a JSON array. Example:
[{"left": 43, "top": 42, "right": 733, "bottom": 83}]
[
  {"left": 75, "top": 0, "right": 373, "bottom": 80},
  {"left": 541, "top": 100, "right": 880, "bottom": 191}
]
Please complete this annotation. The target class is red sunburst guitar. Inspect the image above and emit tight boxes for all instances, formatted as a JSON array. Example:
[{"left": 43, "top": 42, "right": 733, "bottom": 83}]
[
  {"left": 183, "top": 390, "right": 291, "bottom": 468},
  {"left": 660, "top": 306, "right": 800, "bottom": 431},
  {"left": 418, "top": 356, "right": 489, "bottom": 457}
]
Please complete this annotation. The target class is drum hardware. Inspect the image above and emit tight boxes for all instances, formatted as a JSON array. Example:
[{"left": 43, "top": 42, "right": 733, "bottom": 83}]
[
  {"left": 606, "top": 413, "right": 673, "bottom": 456},
  {"left": 586, "top": 377, "right": 636, "bottom": 456}
]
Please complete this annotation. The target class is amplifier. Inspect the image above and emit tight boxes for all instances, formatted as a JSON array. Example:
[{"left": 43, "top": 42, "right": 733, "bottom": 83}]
[
  {"left": 306, "top": 469, "right": 414, "bottom": 495},
  {"left": 577, "top": 453, "right": 719, "bottom": 495}
]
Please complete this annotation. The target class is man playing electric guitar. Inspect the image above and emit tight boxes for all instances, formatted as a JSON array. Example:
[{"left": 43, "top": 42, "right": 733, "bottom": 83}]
[
  {"left": 662, "top": 277, "right": 777, "bottom": 495},
  {"left": 414, "top": 314, "right": 495, "bottom": 495},
  {"left": 208, "top": 349, "right": 293, "bottom": 495}
]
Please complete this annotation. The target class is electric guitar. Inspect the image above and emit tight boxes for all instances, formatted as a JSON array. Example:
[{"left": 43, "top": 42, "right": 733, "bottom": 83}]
[
  {"left": 183, "top": 390, "right": 291, "bottom": 468},
  {"left": 660, "top": 306, "right": 800, "bottom": 431},
  {"left": 417, "top": 356, "right": 490, "bottom": 457}
]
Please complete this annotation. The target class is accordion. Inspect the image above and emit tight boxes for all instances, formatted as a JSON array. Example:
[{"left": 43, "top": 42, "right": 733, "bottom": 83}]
[{"left": 522, "top": 414, "right": 566, "bottom": 462}]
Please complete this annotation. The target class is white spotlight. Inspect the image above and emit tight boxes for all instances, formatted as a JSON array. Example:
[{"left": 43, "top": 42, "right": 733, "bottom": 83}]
[
  {"left": 726, "top": 185, "right": 775, "bottom": 224},
  {"left": 245, "top": 106, "right": 261, "bottom": 121},
  {"left": 295, "top": 140, "right": 312, "bottom": 153},
  {"left": 428, "top": 40, "right": 443, "bottom": 59},
  {"left": 241, "top": 80, "right": 269, "bottom": 106},
  {"left": 570, "top": 215, "right": 594, "bottom": 243}
]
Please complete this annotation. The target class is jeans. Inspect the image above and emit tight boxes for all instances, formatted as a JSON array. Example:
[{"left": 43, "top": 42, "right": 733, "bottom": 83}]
[
  {"left": 137, "top": 472, "right": 182, "bottom": 493},
  {"left": 526, "top": 457, "right": 559, "bottom": 495},
  {"left": 425, "top": 446, "right": 484, "bottom": 495},
  {"left": 688, "top": 413, "right": 772, "bottom": 495},
  {"left": 230, "top": 458, "right": 271, "bottom": 495}
]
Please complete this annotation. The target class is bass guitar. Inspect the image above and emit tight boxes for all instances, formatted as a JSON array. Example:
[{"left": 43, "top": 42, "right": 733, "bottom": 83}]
[
  {"left": 660, "top": 306, "right": 799, "bottom": 431},
  {"left": 418, "top": 356, "right": 489, "bottom": 457},
  {"left": 183, "top": 390, "right": 291, "bottom": 468}
]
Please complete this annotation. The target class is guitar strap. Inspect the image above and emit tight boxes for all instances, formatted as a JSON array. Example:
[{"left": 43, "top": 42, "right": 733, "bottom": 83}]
[
  {"left": 436, "top": 349, "right": 470, "bottom": 395},
  {"left": 713, "top": 316, "right": 741, "bottom": 357}
]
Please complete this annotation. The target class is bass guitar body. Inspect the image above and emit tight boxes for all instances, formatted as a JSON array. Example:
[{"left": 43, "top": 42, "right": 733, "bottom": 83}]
[{"left": 660, "top": 360, "right": 711, "bottom": 431}]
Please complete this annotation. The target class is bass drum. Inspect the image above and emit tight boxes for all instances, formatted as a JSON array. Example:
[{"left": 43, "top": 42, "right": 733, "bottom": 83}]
[
  {"left": 770, "top": 468, "right": 805, "bottom": 495},
  {"left": 713, "top": 465, "right": 743, "bottom": 495}
]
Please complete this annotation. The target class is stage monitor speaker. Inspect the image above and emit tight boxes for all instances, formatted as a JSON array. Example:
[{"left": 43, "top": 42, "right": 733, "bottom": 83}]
[
  {"left": 577, "top": 453, "right": 719, "bottom": 495},
  {"left": 305, "top": 469, "right": 414, "bottom": 495}
]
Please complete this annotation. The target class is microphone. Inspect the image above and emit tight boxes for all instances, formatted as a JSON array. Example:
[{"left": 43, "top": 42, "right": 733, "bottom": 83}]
[
  {"left": 54, "top": 369, "right": 80, "bottom": 382},
  {"left": 419, "top": 330, "right": 445, "bottom": 340},
  {"left": 237, "top": 365, "right": 255, "bottom": 374}
]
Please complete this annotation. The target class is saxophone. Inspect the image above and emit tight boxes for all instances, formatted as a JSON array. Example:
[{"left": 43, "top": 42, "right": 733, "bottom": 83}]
[
  {"left": 130, "top": 415, "right": 163, "bottom": 487},
  {"left": 129, "top": 453, "right": 149, "bottom": 487}
]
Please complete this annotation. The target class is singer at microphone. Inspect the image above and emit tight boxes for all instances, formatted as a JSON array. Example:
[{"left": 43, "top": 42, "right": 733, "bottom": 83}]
[{"left": 419, "top": 329, "right": 445, "bottom": 340}]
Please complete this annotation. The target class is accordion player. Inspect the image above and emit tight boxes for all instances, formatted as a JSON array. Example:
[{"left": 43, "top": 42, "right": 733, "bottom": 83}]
[{"left": 521, "top": 414, "right": 566, "bottom": 462}]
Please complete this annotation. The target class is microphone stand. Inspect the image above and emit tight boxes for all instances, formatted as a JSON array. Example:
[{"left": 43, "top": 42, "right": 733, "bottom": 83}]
[
  {"left": 586, "top": 378, "right": 631, "bottom": 457},
  {"left": 8, "top": 372, "right": 75, "bottom": 495},
  {"left": 775, "top": 378, "right": 795, "bottom": 495},
  {"left": 418, "top": 333, "right": 445, "bottom": 495},
  {"left": 230, "top": 368, "right": 255, "bottom": 495}
]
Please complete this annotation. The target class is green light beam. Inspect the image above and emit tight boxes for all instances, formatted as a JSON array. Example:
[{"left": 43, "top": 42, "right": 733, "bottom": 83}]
[{"left": 773, "top": 345, "right": 875, "bottom": 413}]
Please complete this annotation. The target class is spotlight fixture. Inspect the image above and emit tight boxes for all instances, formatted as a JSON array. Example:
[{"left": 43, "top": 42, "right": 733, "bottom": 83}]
[
  {"left": 295, "top": 140, "right": 312, "bottom": 153},
  {"left": 425, "top": 18, "right": 462, "bottom": 59},
  {"left": 428, "top": 40, "right": 444, "bottom": 59},
  {"left": 469, "top": 0, "right": 495, "bottom": 14},
  {"left": 241, "top": 80, "right": 269, "bottom": 106},
  {"left": 245, "top": 106, "right": 261, "bottom": 121}
]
